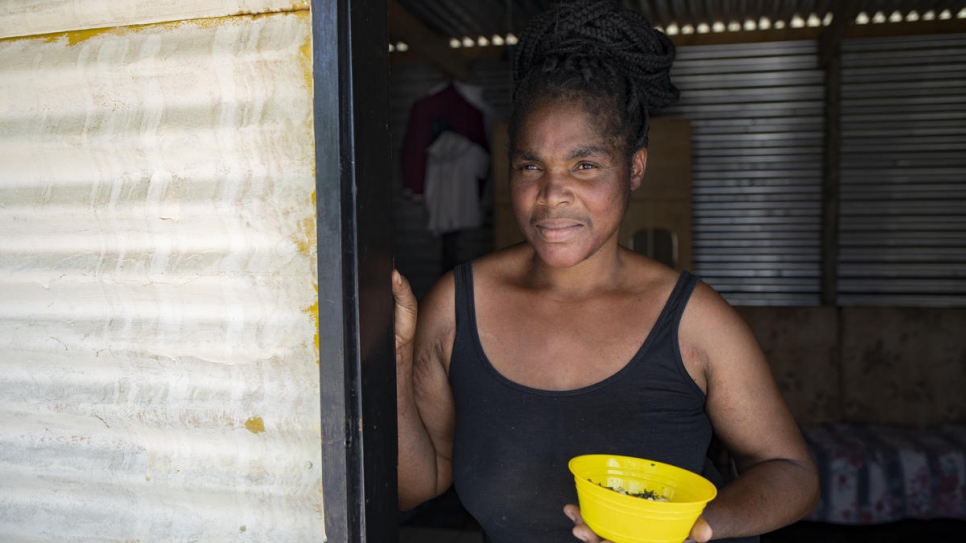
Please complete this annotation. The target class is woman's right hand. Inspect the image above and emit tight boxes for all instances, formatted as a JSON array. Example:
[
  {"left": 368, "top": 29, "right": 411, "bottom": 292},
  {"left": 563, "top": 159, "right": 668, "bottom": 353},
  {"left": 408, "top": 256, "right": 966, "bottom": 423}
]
[
  {"left": 392, "top": 269, "right": 418, "bottom": 363},
  {"left": 565, "top": 504, "right": 713, "bottom": 542}
]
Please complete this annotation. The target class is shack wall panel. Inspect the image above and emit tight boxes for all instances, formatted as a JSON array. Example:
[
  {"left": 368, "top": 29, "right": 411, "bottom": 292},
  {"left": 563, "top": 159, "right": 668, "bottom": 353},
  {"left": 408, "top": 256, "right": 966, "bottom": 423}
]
[
  {"left": 662, "top": 40, "right": 825, "bottom": 306},
  {"left": 839, "top": 33, "right": 966, "bottom": 307},
  {"left": 0, "top": 10, "right": 322, "bottom": 540}
]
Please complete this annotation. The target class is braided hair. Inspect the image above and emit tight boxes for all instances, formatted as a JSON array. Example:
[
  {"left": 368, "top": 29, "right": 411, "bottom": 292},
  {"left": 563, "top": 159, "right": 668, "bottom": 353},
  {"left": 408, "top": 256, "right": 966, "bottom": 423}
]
[{"left": 510, "top": 0, "right": 679, "bottom": 156}]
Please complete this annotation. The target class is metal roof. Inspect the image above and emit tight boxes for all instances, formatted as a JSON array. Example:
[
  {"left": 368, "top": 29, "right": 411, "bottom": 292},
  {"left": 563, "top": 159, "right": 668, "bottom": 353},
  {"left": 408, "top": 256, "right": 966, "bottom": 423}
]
[{"left": 393, "top": 0, "right": 966, "bottom": 42}]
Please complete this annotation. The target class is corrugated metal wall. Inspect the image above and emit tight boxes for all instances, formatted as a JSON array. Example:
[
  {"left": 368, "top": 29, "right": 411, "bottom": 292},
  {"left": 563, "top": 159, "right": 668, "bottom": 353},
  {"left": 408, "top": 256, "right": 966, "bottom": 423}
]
[
  {"left": 0, "top": 4, "right": 324, "bottom": 540},
  {"left": 838, "top": 33, "right": 966, "bottom": 307},
  {"left": 662, "top": 40, "right": 826, "bottom": 306}
]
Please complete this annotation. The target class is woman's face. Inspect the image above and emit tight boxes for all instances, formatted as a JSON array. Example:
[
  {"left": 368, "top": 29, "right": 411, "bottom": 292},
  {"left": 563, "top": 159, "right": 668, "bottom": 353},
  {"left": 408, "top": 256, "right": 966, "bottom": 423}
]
[{"left": 510, "top": 98, "right": 646, "bottom": 268}]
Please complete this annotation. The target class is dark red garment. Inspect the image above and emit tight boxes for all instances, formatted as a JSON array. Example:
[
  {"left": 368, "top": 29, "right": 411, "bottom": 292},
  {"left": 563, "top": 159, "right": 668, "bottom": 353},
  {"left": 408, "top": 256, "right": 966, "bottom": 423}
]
[{"left": 401, "top": 83, "right": 487, "bottom": 194}]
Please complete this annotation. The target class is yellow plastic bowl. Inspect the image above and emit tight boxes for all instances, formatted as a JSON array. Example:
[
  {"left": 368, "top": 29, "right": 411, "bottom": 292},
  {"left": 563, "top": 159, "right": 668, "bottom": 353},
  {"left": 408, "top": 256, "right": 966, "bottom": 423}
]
[{"left": 568, "top": 454, "right": 717, "bottom": 543}]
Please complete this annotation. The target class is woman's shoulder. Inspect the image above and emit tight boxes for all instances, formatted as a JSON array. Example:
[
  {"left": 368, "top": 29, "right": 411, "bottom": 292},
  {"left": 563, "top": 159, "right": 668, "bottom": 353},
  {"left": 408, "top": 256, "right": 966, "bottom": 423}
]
[
  {"left": 419, "top": 244, "right": 527, "bottom": 311},
  {"left": 418, "top": 268, "right": 457, "bottom": 338},
  {"left": 612, "top": 251, "right": 748, "bottom": 351},
  {"left": 618, "top": 248, "right": 683, "bottom": 295},
  {"left": 682, "top": 274, "right": 740, "bottom": 327},
  {"left": 465, "top": 242, "right": 533, "bottom": 285},
  {"left": 677, "top": 269, "right": 761, "bottom": 369}
]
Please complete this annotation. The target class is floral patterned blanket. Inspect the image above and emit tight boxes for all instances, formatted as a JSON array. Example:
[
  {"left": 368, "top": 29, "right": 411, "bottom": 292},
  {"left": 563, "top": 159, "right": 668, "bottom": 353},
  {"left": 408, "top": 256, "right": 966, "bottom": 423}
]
[{"left": 802, "top": 423, "right": 966, "bottom": 524}]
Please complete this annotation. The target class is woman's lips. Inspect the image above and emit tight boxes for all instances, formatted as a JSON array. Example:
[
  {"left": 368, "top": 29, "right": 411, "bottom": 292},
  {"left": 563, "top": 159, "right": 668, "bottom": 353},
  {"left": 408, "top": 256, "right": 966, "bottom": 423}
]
[{"left": 535, "top": 219, "right": 583, "bottom": 241}]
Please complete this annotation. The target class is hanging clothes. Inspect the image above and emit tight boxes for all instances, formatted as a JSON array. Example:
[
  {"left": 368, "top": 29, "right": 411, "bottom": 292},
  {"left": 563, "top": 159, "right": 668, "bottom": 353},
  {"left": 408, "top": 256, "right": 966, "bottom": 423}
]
[
  {"left": 424, "top": 131, "right": 489, "bottom": 236},
  {"left": 400, "top": 83, "right": 488, "bottom": 195},
  {"left": 427, "top": 81, "right": 500, "bottom": 147}
]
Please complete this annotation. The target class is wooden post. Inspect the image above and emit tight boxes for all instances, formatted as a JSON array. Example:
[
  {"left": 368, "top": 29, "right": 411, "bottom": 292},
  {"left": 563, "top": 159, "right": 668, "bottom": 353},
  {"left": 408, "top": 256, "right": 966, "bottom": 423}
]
[
  {"left": 821, "top": 53, "right": 841, "bottom": 306},
  {"left": 817, "top": 0, "right": 860, "bottom": 306}
]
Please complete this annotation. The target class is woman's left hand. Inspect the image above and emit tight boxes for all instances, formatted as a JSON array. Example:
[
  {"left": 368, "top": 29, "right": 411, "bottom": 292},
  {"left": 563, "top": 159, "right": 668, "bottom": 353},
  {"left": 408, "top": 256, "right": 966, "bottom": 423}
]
[{"left": 564, "top": 504, "right": 713, "bottom": 543}]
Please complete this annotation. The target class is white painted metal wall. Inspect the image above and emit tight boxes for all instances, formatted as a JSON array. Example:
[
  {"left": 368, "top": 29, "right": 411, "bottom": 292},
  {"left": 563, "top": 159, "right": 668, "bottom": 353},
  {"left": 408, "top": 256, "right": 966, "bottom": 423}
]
[{"left": 0, "top": 2, "right": 324, "bottom": 540}]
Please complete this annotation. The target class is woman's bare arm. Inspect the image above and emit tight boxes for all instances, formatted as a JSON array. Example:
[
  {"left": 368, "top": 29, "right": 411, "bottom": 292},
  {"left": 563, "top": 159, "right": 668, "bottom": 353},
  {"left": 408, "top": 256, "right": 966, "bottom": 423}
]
[
  {"left": 680, "top": 282, "right": 820, "bottom": 540},
  {"left": 394, "top": 270, "right": 458, "bottom": 511}
]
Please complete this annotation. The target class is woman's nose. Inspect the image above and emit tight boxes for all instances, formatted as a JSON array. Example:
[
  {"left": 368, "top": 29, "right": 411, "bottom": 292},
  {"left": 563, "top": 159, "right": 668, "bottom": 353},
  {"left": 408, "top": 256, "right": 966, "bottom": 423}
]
[{"left": 538, "top": 169, "right": 573, "bottom": 206}]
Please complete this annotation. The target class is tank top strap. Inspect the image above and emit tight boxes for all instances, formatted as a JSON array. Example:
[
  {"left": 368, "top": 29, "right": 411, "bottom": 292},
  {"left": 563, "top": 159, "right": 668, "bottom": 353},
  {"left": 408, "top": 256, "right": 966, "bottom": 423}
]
[
  {"left": 658, "top": 270, "right": 701, "bottom": 333},
  {"left": 453, "top": 262, "right": 475, "bottom": 330}
]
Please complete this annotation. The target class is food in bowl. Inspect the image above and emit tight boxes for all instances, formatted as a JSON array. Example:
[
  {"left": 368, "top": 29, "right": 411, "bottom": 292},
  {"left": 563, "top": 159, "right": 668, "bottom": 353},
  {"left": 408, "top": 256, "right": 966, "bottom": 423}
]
[{"left": 594, "top": 480, "right": 669, "bottom": 502}]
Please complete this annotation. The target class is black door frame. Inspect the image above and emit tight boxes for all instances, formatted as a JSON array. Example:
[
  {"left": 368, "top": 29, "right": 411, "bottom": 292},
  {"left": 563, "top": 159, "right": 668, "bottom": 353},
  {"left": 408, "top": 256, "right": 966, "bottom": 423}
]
[{"left": 314, "top": 0, "right": 396, "bottom": 541}]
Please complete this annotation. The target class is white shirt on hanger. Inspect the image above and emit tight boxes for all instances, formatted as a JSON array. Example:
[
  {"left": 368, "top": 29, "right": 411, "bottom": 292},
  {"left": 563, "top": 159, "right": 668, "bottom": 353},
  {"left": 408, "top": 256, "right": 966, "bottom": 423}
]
[{"left": 424, "top": 130, "right": 489, "bottom": 236}]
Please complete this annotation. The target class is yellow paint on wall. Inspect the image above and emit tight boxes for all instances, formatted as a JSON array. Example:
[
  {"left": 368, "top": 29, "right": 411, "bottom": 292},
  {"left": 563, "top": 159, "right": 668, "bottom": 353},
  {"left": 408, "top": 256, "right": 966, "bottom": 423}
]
[
  {"left": 292, "top": 217, "right": 317, "bottom": 255},
  {"left": 308, "top": 192, "right": 318, "bottom": 360},
  {"left": 26, "top": 25, "right": 123, "bottom": 46},
  {"left": 303, "top": 295, "right": 319, "bottom": 364},
  {"left": 244, "top": 417, "right": 265, "bottom": 434},
  {"left": 299, "top": 17, "right": 314, "bottom": 90},
  {"left": 64, "top": 27, "right": 115, "bottom": 46}
]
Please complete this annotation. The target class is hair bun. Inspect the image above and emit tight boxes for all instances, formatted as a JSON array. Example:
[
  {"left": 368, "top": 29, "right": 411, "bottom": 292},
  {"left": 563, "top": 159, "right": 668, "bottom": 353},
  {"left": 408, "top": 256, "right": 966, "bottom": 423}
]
[{"left": 513, "top": 0, "right": 679, "bottom": 114}]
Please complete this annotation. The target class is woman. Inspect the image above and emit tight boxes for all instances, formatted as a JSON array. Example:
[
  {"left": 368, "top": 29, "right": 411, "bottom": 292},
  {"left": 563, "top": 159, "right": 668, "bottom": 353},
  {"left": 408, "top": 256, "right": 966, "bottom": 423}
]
[{"left": 394, "top": 1, "right": 819, "bottom": 541}]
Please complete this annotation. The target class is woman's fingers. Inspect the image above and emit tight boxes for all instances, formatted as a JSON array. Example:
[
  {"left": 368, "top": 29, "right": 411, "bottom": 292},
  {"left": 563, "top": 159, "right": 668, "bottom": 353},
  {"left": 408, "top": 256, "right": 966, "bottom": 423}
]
[
  {"left": 392, "top": 269, "right": 418, "bottom": 353},
  {"left": 564, "top": 504, "right": 611, "bottom": 543},
  {"left": 566, "top": 504, "right": 710, "bottom": 543},
  {"left": 563, "top": 504, "right": 582, "bottom": 525},
  {"left": 686, "top": 516, "right": 713, "bottom": 543}
]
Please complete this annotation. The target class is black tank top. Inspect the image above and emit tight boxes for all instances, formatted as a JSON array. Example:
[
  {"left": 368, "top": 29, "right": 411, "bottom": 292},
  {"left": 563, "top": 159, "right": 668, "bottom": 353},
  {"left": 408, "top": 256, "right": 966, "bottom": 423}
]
[{"left": 449, "top": 263, "right": 758, "bottom": 543}]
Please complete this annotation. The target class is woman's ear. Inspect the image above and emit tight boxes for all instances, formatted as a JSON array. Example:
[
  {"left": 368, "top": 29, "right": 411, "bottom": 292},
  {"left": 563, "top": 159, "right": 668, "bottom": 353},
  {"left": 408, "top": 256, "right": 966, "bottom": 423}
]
[{"left": 630, "top": 147, "right": 647, "bottom": 191}]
